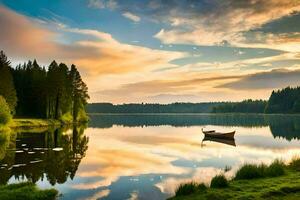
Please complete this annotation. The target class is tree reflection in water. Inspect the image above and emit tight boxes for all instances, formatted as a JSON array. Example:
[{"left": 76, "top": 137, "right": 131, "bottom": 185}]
[
  {"left": 89, "top": 114, "right": 300, "bottom": 141},
  {"left": 0, "top": 125, "right": 88, "bottom": 185}
]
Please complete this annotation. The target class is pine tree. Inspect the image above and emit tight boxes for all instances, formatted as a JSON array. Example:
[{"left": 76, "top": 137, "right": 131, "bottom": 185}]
[
  {"left": 0, "top": 51, "right": 17, "bottom": 114},
  {"left": 69, "top": 65, "right": 89, "bottom": 121}
]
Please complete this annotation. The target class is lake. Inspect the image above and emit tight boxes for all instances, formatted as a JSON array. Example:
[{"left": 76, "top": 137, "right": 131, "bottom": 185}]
[{"left": 1, "top": 114, "right": 300, "bottom": 200}]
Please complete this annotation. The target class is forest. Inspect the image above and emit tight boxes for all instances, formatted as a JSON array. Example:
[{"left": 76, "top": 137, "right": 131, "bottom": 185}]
[
  {"left": 212, "top": 88, "right": 300, "bottom": 113},
  {"left": 265, "top": 87, "right": 300, "bottom": 113},
  {"left": 87, "top": 101, "right": 268, "bottom": 114},
  {"left": 0, "top": 51, "right": 89, "bottom": 124},
  {"left": 88, "top": 87, "right": 300, "bottom": 114},
  {"left": 212, "top": 99, "right": 267, "bottom": 113},
  {"left": 87, "top": 102, "right": 223, "bottom": 113}
]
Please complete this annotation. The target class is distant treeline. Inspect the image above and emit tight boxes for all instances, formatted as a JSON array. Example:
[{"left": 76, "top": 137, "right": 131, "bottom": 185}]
[
  {"left": 88, "top": 86, "right": 300, "bottom": 114},
  {"left": 87, "top": 102, "right": 223, "bottom": 113},
  {"left": 87, "top": 101, "right": 268, "bottom": 114},
  {"left": 213, "top": 87, "right": 300, "bottom": 114},
  {"left": 265, "top": 87, "right": 300, "bottom": 113},
  {"left": 0, "top": 51, "right": 89, "bottom": 122},
  {"left": 212, "top": 100, "right": 267, "bottom": 113}
]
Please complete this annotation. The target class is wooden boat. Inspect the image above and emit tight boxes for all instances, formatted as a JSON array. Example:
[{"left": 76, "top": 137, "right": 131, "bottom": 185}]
[
  {"left": 201, "top": 128, "right": 216, "bottom": 134},
  {"left": 202, "top": 136, "right": 236, "bottom": 147},
  {"left": 202, "top": 130, "right": 235, "bottom": 138}
]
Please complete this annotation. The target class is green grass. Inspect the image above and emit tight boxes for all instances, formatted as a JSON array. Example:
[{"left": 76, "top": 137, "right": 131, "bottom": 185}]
[
  {"left": 169, "top": 158, "right": 300, "bottom": 200},
  {"left": 0, "top": 182, "right": 58, "bottom": 200},
  {"left": 9, "top": 117, "right": 88, "bottom": 129},
  {"left": 175, "top": 182, "right": 207, "bottom": 196},
  {"left": 210, "top": 174, "right": 228, "bottom": 188},
  {"left": 289, "top": 156, "right": 300, "bottom": 171},
  {"left": 266, "top": 159, "right": 285, "bottom": 177},
  {"left": 9, "top": 119, "right": 61, "bottom": 129},
  {"left": 170, "top": 170, "right": 300, "bottom": 200},
  {"left": 234, "top": 159, "right": 285, "bottom": 180},
  {"left": 235, "top": 163, "right": 267, "bottom": 180}
]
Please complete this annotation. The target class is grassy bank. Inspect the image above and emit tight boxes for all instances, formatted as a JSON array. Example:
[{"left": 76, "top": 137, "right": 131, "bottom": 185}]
[
  {"left": 0, "top": 182, "right": 58, "bottom": 200},
  {"left": 7, "top": 118, "right": 88, "bottom": 129},
  {"left": 170, "top": 158, "right": 300, "bottom": 200},
  {"left": 9, "top": 119, "right": 61, "bottom": 129}
]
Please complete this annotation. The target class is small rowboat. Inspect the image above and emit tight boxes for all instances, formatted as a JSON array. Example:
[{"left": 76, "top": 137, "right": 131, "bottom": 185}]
[
  {"left": 201, "top": 128, "right": 215, "bottom": 134},
  {"left": 202, "top": 129, "right": 235, "bottom": 138}
]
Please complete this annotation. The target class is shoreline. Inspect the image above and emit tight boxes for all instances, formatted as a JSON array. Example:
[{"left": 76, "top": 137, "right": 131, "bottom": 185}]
[
  {"left": 170, "top": 171, "right": 300, "bottom": 200},
  {"left": 4, "top": 119, "right": 87, "bottom": 130},
  {"left": 88, "top": 112, "right": 300, "bottom": 116},
  {"left": 170, "top": 159, "right": 300, "bottom": 200},
  {"left": 0, "top": 182, "right": 57, "bottom": 200},
  {"left": 9, "top": 119, "right": 62, "bottom": 129}
]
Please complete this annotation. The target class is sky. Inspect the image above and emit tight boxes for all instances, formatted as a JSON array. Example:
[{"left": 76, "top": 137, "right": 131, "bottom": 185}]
[{"left": 0, "top": 0, "right": 300, "bottom": 103}]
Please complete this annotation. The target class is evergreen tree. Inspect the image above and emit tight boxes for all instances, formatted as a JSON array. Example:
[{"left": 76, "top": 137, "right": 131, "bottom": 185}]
[
  {"left": 293, "top": 99, "right": 300, "bottom": 112},
  {"left": 69, "top": 65, "right": 89, "bottom": 122},
  {"left": 1, "top": 51, "right": 89, "bottom": 121},
  {"left": 0, "top": 51, "right": 17, "bottom": 114},
  {"left": 265, "top": 87, "right": 300, "bottom": 113},
  {"left": 0, "top": 95, "right": 11, "bottom": 125}
]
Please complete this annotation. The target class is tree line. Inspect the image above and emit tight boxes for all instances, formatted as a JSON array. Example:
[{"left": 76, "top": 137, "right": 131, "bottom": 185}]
[
  {"left": 212, "top": 99, "right": 267, "bottom": 113},
  {"left": 87, "top": 86, "right": 300, "bottom": 114},
  {"left": 213, "top": 87, "right": 300, "bottom": 114},
  {"left": 265, "top": 87, "right": 300, "bottom": 113},
  {"left": 87, "top": 101, "right": 269, "bottom": 114},
  {"left": 87, "top": 102, "right": 223, "bottom": 113},
  {"left": 0, "top": 50, "right": 89, "bottom": 123}
]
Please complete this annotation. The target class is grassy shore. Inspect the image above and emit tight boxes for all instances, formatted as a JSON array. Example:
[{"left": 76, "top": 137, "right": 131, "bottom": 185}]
[
  {"left": 0, "top": 119, "right": 62, "bottom": 133},
  {"left": 0, "top": 182, "right": 58, "bottom": 200},
  {"left": 9, "top": 119, "right": 62, "bottom": 129},
  {"left": 170, "top": 159, "right": 300, "bottom": 200}
]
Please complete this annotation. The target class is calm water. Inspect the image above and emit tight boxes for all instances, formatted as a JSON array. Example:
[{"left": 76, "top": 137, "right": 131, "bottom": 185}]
[{"left": 1, "top": 114, "right": 300, "bottom": 199}]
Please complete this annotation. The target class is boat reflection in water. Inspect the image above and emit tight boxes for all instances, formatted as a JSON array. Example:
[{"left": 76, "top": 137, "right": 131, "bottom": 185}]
[
  {"left": 1, "top": 114, "right": 300, "bottom": 200},
  {"left": 202, "top": 135, "right": 236, "bottom": 147}
]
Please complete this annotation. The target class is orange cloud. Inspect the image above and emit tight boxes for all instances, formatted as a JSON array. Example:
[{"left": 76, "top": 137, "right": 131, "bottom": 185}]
[
  {"left": 0, "top": 5, "right": 185, "bottom": 76},
  {"left": 0, "top": 6, "right": 56, "bottom": 59},
  {"left": 154, "top": 0, "right": 300, "bottom": 49}
]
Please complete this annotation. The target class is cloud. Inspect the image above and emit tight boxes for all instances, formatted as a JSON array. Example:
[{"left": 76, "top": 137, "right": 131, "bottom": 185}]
[
  {"left": 84, "top": 189, "right": 110, "bottom": 200},
  {"left": 151, "top": 0, "right": 300, "bottom": 48},
  {"left": 122, "top": 12, "right": 141, "bottom": 22},
  {"left": 0, "top": 6, "right": 57, "bottom": 59},
  {"left": 185, "top": 52, "right": 300, "bottom": 72},
  {"left": 0, "top": 6, "right": 101, "bottom": 62},
  {"left": 0, "top": 5, "right": 185, "bottom": 76},
  {"left": 217, "top": 69, "right": 300, "bottom": 90},
  {"left": 88, "top": 0, "right": 117, "bottom": 10},
  {"left": 3, "top": 3, "right": 300, "bottom": 103},
  {"left": 99, "top": 75, "right": 242, "bottom": 96},
  {"left": 236, "top": 32, "right": 300, "bottom": 52},
  {"left": 85, "top": 0, "right": 300, "bottom": 50},
  {"left": 88, "top": 0, "right": 105, "bottom": 9},
  {"left": 95, "top": 64, "right": 300, "bottom": 102}
]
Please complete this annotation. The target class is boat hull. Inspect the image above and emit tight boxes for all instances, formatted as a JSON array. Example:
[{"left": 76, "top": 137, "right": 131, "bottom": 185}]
[
  {"left": 202, "top": 130, "right": 215, "bottom": 134},
  {"left": 203, "top": 131, "right": 235, "bottom": 138}
]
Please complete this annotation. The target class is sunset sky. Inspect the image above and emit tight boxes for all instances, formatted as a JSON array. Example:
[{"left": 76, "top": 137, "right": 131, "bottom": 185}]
[{"left": 1, "top": 0, "right": 300, "bottom": 103}]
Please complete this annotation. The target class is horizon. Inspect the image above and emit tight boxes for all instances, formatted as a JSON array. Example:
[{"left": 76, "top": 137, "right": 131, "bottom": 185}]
[
  {"left": 1, "top": 0, "right": 300, "bottom": 103},
  {"left": 88, "top": 100, "right": 267, "bottom": 105}
]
